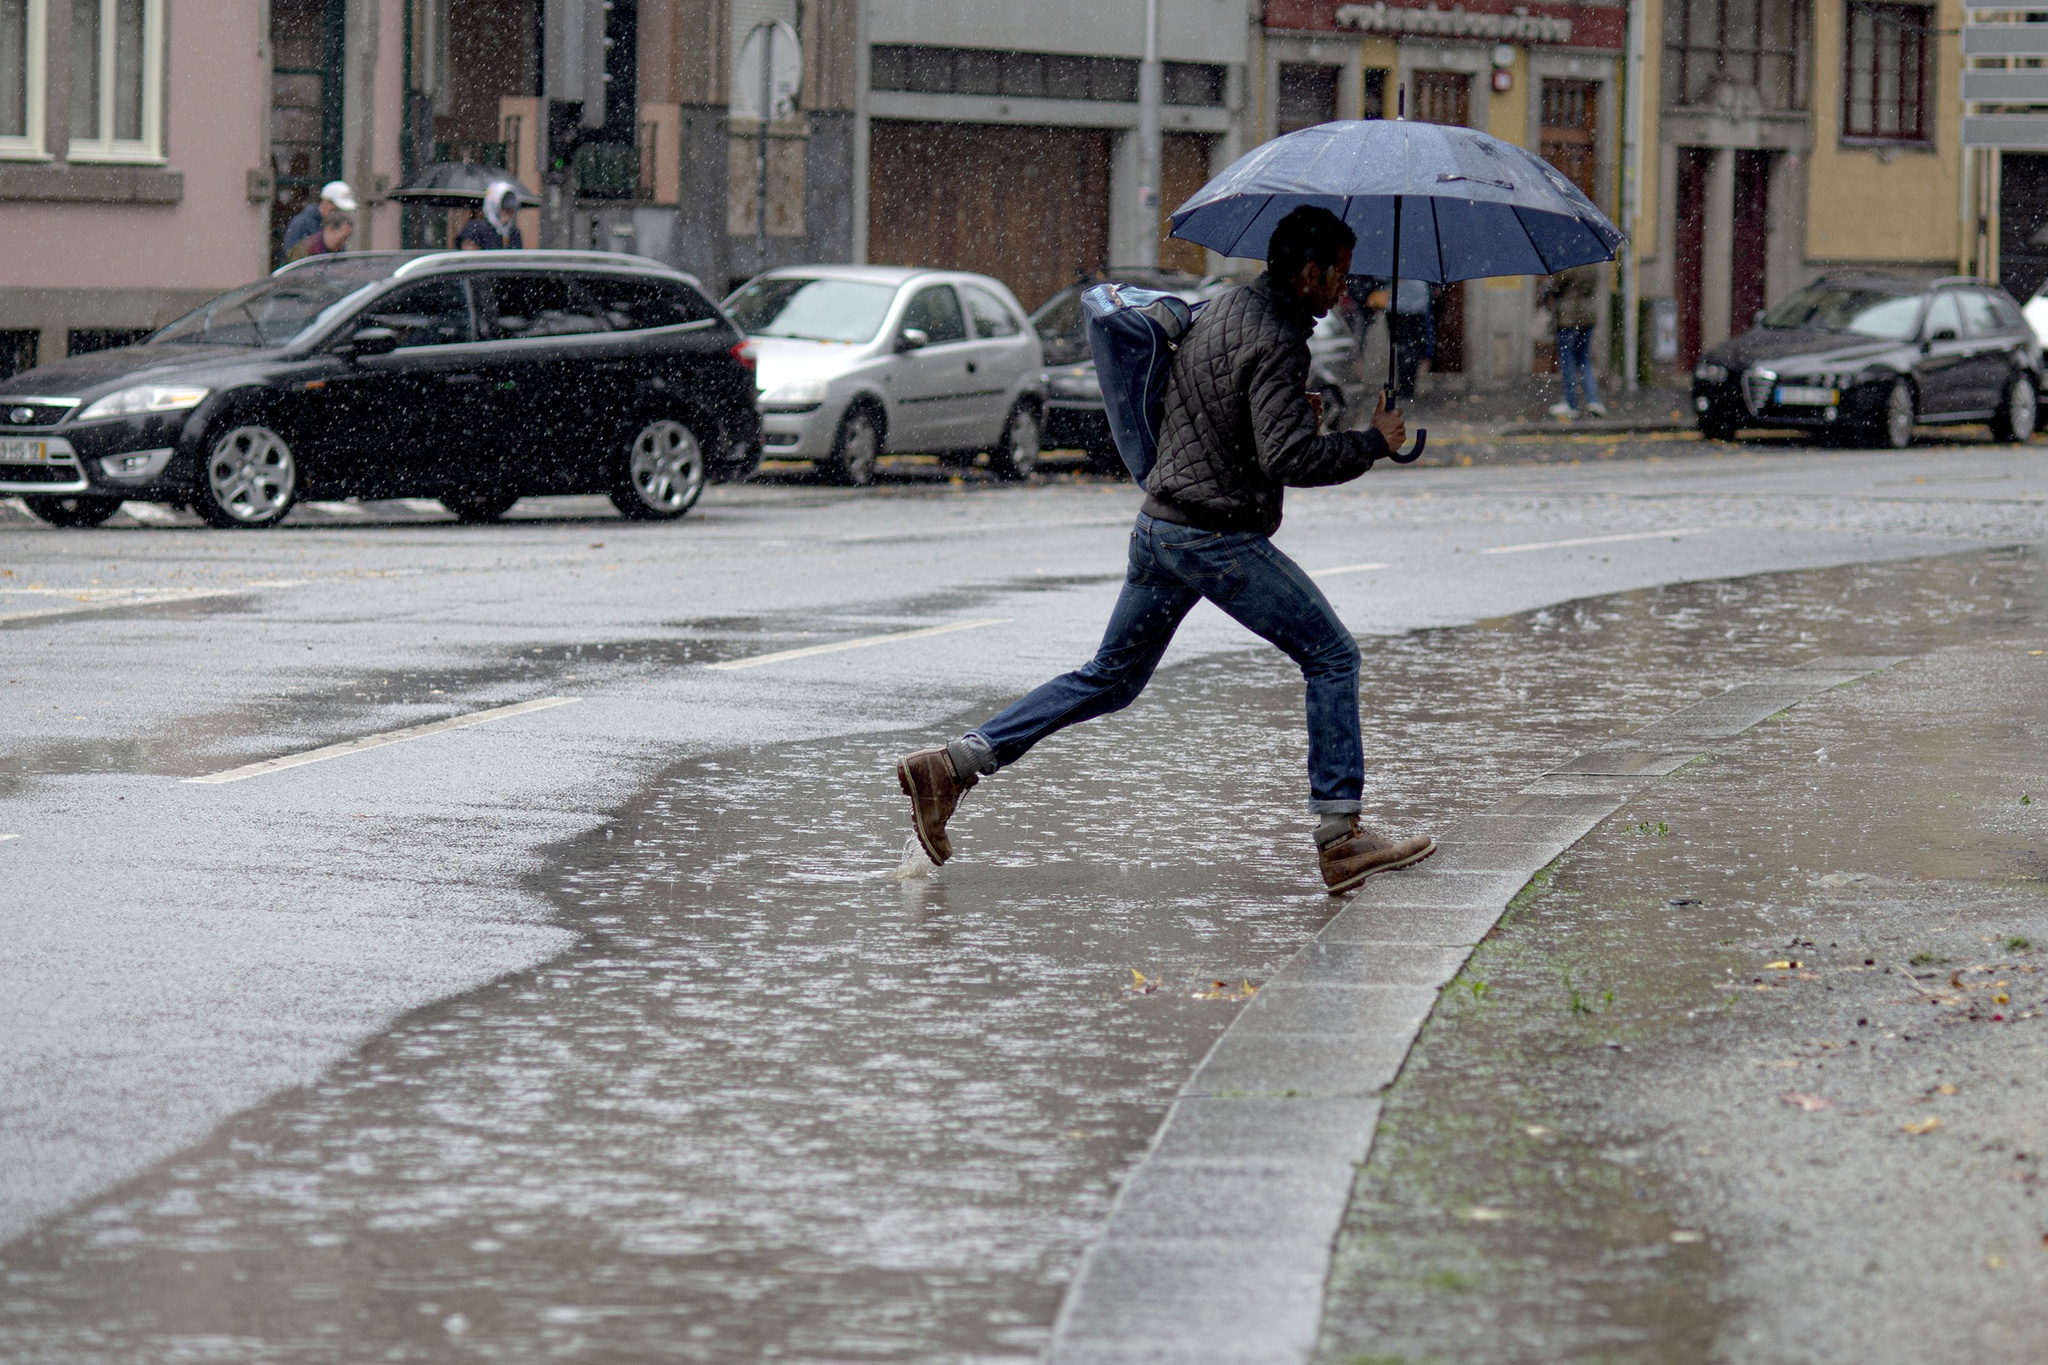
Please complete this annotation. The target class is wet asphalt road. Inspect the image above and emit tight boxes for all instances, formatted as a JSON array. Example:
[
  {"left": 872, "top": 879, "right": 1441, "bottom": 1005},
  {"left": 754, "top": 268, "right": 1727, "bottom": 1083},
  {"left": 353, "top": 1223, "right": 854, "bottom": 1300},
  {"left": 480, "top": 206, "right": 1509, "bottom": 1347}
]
[{"left": 3, "top": 439, "right": 2046, "bottom": 1359}]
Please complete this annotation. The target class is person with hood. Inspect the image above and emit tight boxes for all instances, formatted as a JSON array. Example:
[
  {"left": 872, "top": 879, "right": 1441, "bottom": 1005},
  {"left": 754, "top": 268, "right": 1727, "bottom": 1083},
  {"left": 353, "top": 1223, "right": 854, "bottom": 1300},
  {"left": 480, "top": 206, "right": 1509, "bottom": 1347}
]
[
  {"left": 457, "top": 181, "right": 524, "bottom": 250},
  {"left": 893, "top": 206, "right": 1435, "bottom": 896}
]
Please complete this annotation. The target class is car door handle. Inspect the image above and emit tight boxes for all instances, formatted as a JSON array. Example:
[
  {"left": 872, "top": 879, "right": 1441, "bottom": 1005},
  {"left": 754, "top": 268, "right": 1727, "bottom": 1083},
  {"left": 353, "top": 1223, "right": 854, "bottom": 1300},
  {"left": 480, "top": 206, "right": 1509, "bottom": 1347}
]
[{"left": 440, "top": 373, "right": 484, "bottom": 386}]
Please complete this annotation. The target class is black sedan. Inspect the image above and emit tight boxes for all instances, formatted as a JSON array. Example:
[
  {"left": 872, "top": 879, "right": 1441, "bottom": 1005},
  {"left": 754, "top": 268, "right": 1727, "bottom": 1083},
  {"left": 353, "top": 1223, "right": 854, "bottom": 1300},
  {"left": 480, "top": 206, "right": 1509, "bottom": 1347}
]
[
  {"left": 0, "top": 251, "right": 762, "bottom": 528},
  {"left": 1691, "top": 274, "right": 2042, "bottom": 448}
]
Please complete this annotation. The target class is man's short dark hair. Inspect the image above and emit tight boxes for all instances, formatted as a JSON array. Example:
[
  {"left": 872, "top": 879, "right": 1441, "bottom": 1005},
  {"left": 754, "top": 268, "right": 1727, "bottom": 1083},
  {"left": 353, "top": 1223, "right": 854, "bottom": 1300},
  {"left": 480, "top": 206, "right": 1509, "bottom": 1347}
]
[{"left": 1267, "top": 206, "right": 1357, "bottom": 280}]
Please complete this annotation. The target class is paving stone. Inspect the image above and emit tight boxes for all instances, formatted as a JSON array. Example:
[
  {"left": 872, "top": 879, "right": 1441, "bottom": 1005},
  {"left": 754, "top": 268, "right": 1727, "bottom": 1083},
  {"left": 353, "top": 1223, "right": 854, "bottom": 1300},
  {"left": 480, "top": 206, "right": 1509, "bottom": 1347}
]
[
  {"left": 1049, "top": 1235, "right": 1331, "bottom": 1363},
  {"left": 1105, "top": 1158, "right": 1358, "bottom": 1240},
  {"left": 1282, "top": 939, "right": 1470, "bottom": 986},
  {"left": 1147, "top": 1096, "right": 1382, "bottom": 1164},
  {"left": 1344, "top": 868, "right": 1536, "bottom": 911},
  {"left": 1792, "top": 654, "right": 1905, "bottom": 673},
  {"left": 1423, "top": 838, "right": 1579, "bottom": 872},
  {"left": 1186, "top": 1024, "right": 1427, "bottom": 1098},
  {"left": 1550, "top": 747, "right": 1701, "bottom": 776},
  {"left": 1233, "top": 982, "right": 1445, "bottom": 1037},
  {"left": 1315, "top": 900, "right": 1507, "bottom": 945}
]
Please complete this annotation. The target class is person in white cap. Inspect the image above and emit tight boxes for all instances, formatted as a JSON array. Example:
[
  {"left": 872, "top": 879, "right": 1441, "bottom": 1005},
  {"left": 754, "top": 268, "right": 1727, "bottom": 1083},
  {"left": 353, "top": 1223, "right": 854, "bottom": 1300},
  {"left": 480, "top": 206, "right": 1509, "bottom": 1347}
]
[{"left": 281, "top": 180, "right": 358, "bottom": 261}]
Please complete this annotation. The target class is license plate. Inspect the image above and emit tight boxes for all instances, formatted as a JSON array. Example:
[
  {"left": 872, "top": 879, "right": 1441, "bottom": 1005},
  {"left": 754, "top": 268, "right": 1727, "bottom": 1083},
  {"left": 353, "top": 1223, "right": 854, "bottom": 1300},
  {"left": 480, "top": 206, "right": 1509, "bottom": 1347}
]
[
  {"left": 1774, "top": 385, "right": 1837, "bottom": 407},
  {"left": 0, "top": 438, "right": 50, "bottom": 462}
]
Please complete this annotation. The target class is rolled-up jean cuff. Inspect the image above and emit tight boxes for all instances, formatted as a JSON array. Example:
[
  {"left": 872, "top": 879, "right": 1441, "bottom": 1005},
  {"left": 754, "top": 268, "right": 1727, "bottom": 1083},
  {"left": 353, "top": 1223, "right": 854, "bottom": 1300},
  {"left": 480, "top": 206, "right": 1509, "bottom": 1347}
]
[
  {"left": 950, "top": 732, "right": 1000, "bottom": 778},
  {"left": 1308, "top": 799, "right": 1363, "bottom": 815}
]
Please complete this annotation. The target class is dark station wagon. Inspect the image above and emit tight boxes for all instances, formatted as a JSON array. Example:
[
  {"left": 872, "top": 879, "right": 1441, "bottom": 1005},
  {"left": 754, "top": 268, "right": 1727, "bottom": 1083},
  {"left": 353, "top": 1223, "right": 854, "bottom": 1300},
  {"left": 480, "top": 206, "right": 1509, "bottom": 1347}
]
[
  {"left": 1691, "top": 273, "right": 2043, "bottom": 448},
  {"left": 0, "top": 250, "right": 762, "bottom": 528}
]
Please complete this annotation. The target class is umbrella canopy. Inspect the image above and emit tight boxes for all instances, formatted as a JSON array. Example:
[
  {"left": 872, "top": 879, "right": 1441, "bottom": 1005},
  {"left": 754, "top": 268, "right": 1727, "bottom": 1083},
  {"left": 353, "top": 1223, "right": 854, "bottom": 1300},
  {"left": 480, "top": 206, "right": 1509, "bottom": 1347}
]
[
  {"left": 387, "top": 162, "right": 541, "bottom": 209},
  {"left": 1169, "top": 119, "right": 1623, "bottom": 282}
]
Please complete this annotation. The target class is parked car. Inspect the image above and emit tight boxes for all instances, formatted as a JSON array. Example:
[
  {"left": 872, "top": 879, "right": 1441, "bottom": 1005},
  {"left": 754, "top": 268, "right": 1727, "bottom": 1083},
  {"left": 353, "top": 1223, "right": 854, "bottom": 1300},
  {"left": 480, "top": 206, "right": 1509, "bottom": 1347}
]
[
  {"left": 1691, "top": 273, "right": 2042, "bottom": 447},
  {"left": 0, "top": 250, "right": 760, "bottom": 528},
  {"left": 724, "top": 266, "right": 1044, "bottom": 484},
  {"left": 1032, "top": 269, "right": 1365, "bottom": 474}
]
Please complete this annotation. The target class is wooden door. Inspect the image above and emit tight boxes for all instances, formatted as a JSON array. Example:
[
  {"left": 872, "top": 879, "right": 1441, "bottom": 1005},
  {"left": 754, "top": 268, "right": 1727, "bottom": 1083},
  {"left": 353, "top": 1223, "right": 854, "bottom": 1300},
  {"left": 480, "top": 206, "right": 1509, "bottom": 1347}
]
[
  {"left": 868, "top": 121, "right": 1112, "bottom": 311},
  {"left": 1675, "top": 148, "right": 1710, "bottom": 370},
  {"left": 1731, "top": 150, "right": 1771, "bottom": 332},
  {"left": 1412, "top": 72, "right": 1470, "bottom": 373},
  {"left": 1160, "top": 132, "right": 1214, "bottom": 276},
  {"left": 1535, "top": 78, "right": 1600, "bottom": 372}
]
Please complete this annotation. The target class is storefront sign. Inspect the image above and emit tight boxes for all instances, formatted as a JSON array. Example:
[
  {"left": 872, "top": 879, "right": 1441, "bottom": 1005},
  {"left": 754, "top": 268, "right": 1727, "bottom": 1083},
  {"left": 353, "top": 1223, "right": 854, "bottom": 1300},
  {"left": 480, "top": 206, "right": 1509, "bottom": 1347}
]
[{"left": 1266, "top": 0, "right": 1626, "bottom": 51}]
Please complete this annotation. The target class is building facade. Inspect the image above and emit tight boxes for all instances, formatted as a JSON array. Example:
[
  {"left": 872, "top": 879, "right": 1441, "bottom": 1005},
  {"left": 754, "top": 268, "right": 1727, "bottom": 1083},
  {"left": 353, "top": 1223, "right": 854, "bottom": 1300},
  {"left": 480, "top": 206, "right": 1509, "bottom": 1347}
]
[{"left": 0, "top": 0, "right": 2007, "bottom": 390}]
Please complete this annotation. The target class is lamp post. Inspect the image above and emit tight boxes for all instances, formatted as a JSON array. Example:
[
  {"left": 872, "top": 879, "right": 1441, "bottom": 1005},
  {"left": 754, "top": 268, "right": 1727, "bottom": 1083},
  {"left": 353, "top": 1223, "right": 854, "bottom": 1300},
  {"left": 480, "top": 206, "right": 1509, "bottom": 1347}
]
[{"left": 1134, "top": 0, "right": 1162, "bottom": 268}]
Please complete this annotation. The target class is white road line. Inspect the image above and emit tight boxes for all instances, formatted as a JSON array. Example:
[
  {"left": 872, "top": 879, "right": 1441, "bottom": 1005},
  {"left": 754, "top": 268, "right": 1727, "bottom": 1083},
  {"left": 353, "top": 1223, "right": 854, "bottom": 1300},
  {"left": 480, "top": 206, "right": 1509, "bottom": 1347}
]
[
  {"left": 0, "top": 580, "right": 308, "bottom": 623},
  {"left": 0, "top": 833, "right": 18, "bottom": 841},
  {"left": 301, "top": 500, "right": 368, "bottom": 518},
  {"left": 1309, "top": 561, "right": 1389, "bottom": 577},
  {"left": 184, "top": 697, "right": 579, "bottom": 785},
  {"left": 707, "top": 618, "right": 1007, "bottom": 671},
  {"left": 398, "top": 498, "right": 448, "bottom": 514},
  {"left": 1480, "top": 527, "right": 1708, "bottom": 556},
  {"left": 118, "top": 502, "right": 184, "bottom": 525}
]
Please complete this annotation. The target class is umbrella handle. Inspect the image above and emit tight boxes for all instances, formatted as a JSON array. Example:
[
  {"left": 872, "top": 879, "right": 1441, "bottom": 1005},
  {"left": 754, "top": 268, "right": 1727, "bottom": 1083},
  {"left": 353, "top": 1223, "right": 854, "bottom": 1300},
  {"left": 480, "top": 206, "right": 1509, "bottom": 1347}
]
[{"left": 1380, "top": 385, "right": 1426, "bottom": 464}]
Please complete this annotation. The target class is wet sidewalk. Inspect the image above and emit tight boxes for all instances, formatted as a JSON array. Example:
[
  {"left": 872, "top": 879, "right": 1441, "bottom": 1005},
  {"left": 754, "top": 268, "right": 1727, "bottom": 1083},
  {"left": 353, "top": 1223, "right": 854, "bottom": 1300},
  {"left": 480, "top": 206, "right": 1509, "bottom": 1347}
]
[
  {"left": 1318, "top": 558, "right": 2048, "bottom": 1362},
  {"left": 0, "top": 548, "right": 2039, "bottom": 1362}
]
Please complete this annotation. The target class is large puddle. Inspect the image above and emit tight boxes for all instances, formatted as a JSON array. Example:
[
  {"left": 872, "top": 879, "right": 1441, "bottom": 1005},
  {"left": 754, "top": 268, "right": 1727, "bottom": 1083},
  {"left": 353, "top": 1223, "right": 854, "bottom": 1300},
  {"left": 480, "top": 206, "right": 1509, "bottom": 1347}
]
[{"left": 0, "top": 547, "right": 2036, "bottom": 1362}]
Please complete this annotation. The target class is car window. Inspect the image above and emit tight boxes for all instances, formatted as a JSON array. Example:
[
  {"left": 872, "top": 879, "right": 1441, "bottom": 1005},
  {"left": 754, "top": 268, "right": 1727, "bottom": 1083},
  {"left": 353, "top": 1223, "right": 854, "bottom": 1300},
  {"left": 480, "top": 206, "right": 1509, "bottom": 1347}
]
[
  {"left": 577, "top": 274, "right": 719, "bottom": 331},
  {"left": 1760, "top": 283, "right": 1920, "bottom": 339},
  {"left": 1959, "top": 290, "right": 2005, "bottom": 337},
  {"left": 1989, "top": 292, "right": 2028, "bottom": 331},
  {"left": 480, "top": 274, "right": 610, "bottom": 340},
  {"left": 901, "top": 285, "right": 967, "bottom": 344},
  {"left": 726, "top": 277, "right": 898, "bottom": 342},
  {"left": 960, "top": 283, "right": 1020, "bottom": 338},
  {"left": 154, "top": 276, "right": 372, "bottom": 347},
  {"left": 359, "top": 279, "right": 475, "bottom": 348},
  {"left": 1031, "top": 288, "right": 1083, "bottom": 345},
  {"left": 1923, "top": 291, "right": 1963, "bottom": 340}
]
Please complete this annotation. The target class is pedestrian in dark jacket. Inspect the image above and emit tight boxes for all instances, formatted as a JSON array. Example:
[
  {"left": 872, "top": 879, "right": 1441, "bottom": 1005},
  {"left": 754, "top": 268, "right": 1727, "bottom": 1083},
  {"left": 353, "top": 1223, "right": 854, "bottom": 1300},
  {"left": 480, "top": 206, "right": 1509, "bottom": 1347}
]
[{"left": 896, "top": 205, "right": 1435, "bottom": 895}]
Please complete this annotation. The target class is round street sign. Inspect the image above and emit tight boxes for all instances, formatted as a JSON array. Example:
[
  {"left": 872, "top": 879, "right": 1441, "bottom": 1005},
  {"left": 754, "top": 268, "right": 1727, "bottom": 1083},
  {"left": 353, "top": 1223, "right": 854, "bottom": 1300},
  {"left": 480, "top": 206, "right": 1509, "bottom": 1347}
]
[{"left": 731, "top": 20, "right": 803, "bottom": 124}]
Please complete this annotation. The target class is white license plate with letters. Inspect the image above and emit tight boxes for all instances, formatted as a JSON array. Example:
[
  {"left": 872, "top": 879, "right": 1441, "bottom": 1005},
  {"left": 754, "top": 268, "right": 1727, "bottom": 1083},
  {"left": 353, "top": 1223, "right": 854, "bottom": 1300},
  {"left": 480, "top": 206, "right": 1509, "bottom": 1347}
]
[
  {"left": 1774, "top": 385, "right": 1837, "bottom": 407},
  {"left": 0, "top": 438, "right": 54, "bottom": 463}
]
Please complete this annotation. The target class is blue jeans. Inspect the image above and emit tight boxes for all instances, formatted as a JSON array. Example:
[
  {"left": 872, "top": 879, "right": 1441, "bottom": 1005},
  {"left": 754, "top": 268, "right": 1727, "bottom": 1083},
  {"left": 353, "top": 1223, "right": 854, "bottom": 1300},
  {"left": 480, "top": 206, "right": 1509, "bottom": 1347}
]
[
  {"left": 968, "top": 514, "right": 1364, "bottom": 812},
  {"left": 1558, "top": 325, "right": 1599, "bottom": 410}
]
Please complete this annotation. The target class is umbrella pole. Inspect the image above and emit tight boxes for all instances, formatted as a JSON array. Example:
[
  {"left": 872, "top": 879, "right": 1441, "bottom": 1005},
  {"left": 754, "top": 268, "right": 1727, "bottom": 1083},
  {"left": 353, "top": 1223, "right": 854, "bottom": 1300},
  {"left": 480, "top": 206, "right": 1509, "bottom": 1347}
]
[{"left": 1384, "top": 193, "right": 1426, "bottom": 463}]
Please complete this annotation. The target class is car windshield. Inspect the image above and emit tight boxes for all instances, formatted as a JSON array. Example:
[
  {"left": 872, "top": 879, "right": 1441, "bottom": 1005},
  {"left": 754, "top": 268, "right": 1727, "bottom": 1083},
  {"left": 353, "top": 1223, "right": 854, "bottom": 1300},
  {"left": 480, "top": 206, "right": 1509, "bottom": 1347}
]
[
  {"left": 725, "top": 277, "right": 898, "bottom": 343},
  {"left": 153, "top": 276, "right": 375, "bottom": 347},
  {"left": 1760, "top": 284, "right": 1922, "bottom": 340}
]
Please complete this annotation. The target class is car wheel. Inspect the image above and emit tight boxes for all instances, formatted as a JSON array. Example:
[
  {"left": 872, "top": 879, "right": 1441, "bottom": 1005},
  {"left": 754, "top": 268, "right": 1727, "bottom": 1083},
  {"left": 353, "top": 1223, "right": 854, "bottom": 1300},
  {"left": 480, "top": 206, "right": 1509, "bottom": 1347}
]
[
  {"left": 23, "top": 494, "right": 122, "bottom": 527},
  {"left": 611, "top": 417, "right": 707, "bottom": 520},
  {"left": 824, "top": 405, "right": 881, "bottom": 487},
  {"left": 990, "top": 402, "right": 1041, "bottom": 481},
  {"left": 1992, "top": 372, "right": 2037, "bottom": 444},
  {"left": 441, "top": 490, "right": 522, "bottom": 524},
  {"left": 1878, "top": 378, "right": 1916, "bottom": 449},
  {"left": 1698, "top": 415, "right": 1739, "bottom": 442},
  {"left": 195, "top": 424, "right": 298, "bottom": 528}
]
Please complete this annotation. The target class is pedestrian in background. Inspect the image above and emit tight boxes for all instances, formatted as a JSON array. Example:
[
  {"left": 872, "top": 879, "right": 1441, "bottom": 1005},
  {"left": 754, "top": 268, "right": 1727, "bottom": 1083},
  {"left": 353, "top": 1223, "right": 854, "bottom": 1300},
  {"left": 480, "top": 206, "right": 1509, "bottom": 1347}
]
[
  {"left": 286, "top": 211, "right": 352, "bottom": 262},
  {"left": 1545, "top": 262, "right": 1606, "bottom": 418},
  {"left": 1386, "top": 277, "right": 1435, "bottom": 405},
  {"left": 457, "top": 182, "right": 524, "bottom": 250},
  {"left": 895, "top": 206, "right": 1435, "bottom": 896},
  {"left": 281, "top": 181, "right": 357, "bottom": 263}
]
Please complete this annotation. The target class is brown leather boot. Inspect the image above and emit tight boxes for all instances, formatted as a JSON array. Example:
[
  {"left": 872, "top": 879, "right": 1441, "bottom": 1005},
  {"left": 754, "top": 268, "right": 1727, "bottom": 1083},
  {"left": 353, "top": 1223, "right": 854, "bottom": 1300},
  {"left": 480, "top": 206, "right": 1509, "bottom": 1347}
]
[
  {"left": 1319, "top": 817, "right": 1435, "bottom": 895},
  {"left": 897, "top": 747, "right": 976, "bottom": 865}
]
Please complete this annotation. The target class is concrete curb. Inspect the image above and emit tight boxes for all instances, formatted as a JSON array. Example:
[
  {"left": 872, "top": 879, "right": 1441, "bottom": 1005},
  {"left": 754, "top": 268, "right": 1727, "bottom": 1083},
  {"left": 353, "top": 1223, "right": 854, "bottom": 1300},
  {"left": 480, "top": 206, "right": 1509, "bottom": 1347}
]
[{"left": 1044, "top": 655, "right": 1906, "bottom": 1365}]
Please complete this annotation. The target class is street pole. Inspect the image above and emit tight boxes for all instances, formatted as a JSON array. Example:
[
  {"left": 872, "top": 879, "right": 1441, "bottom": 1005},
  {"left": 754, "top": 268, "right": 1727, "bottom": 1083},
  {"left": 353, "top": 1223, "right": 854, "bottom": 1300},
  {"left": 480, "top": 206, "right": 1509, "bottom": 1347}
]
[
  {"left": 1620, "top": 0, "right": 1645, "bottom": 391},
  {"left": 1135, "top": 0, "right": 1162, "bottom": 268},
  {"left": 755, "top": 20, "right": 773, "bottom": 256}
]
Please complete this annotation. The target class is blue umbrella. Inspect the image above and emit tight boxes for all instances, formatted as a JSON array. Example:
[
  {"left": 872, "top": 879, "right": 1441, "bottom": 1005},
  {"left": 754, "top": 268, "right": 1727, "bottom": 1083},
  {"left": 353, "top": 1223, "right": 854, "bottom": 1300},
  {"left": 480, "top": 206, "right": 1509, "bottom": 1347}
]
[{"left": 1170, "top": 117, "right": 1625, "bottom": 460}]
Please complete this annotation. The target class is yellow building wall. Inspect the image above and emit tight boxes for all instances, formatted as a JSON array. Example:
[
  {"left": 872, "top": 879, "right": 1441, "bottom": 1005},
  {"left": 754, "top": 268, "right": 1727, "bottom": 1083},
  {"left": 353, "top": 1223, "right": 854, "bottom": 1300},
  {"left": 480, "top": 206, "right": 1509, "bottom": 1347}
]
[{"left": 1804, "top": 0, "right": 1961, "bottom": 263}]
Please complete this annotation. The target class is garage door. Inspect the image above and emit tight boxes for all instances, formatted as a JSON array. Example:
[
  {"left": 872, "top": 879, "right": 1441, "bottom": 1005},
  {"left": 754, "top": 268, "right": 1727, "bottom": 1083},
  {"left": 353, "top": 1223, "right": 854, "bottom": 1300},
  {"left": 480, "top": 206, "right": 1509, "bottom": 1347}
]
[{"left": 868, "top": 121, "right": 1111, "bottom": 311}]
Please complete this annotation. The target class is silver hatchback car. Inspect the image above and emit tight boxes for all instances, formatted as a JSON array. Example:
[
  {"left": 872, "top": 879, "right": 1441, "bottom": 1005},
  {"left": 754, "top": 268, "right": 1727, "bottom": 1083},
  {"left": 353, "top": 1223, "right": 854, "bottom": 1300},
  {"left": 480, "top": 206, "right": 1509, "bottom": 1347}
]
[{"left": 725, "top": 266, "right": 1045, "bottom": 484}]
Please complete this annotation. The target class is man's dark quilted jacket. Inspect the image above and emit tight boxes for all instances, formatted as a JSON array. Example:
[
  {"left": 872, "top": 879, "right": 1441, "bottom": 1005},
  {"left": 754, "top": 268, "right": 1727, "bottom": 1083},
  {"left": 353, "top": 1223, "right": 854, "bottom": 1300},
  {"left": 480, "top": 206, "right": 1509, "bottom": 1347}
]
[{"left": 1141, "top": 274, "right": 1388, "bottom": 536}]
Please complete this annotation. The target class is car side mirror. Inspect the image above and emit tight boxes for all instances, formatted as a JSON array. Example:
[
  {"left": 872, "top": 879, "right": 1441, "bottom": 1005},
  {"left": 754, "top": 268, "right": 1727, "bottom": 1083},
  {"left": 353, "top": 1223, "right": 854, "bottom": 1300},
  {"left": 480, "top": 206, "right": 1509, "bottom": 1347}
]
[
  {"left": 896, "top": 327, "right": 930, "bottom": 352},
  {"left": 348, "top": 326, "right": 399, "bottom": 357}
]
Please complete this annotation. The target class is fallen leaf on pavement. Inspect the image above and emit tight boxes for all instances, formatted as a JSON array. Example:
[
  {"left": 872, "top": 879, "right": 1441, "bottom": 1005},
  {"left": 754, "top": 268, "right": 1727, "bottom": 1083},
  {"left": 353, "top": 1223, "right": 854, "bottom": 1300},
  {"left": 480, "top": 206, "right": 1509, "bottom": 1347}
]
[
  {"left": 1902, "top": 1116, "right": 1942, "bottom": 1135},
  {"left": 1669, "top": 1229, "right": 1705, "bottom": 1244},
  {"left": 1782, "top": 1092, "right": 1835, "bottom": 1112},
  {"left": 1935, "top": 1083, "right": 1958, "bottom": 1095},
  {"left": 1460, "top": 1207, "right": 1508, "bottom": 1221}
]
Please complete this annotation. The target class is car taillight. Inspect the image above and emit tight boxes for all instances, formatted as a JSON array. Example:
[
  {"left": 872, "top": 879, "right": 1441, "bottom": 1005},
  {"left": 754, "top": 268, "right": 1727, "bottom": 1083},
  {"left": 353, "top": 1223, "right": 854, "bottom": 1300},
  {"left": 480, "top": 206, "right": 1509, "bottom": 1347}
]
[{"left": 730, "top": 341, "right": 757, "bottom": 372}]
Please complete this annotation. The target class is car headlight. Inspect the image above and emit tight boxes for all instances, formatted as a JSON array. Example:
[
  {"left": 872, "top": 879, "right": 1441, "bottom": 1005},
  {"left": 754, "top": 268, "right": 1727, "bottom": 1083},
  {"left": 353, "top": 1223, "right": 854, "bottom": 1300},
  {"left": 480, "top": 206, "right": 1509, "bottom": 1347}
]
[
  {"left": 760, "top": 379, "right": 827, "bottom": 409},
  {"left": 1693, "top": 362, "right": 1728, "bottom": 385},
  {"left": 1047, "top": 368, "right": 1101, "bottom": 400},
  {"left": 77, "top": 385, "right": 210, "bottom": 422}
]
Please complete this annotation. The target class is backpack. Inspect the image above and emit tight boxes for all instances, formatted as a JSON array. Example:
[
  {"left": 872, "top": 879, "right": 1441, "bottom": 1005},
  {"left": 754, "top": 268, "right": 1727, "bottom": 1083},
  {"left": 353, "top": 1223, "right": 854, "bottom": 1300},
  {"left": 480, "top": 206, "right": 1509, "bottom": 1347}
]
[{"left": 1082, "top": 283, "right": 1205, "bottom": 485}]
